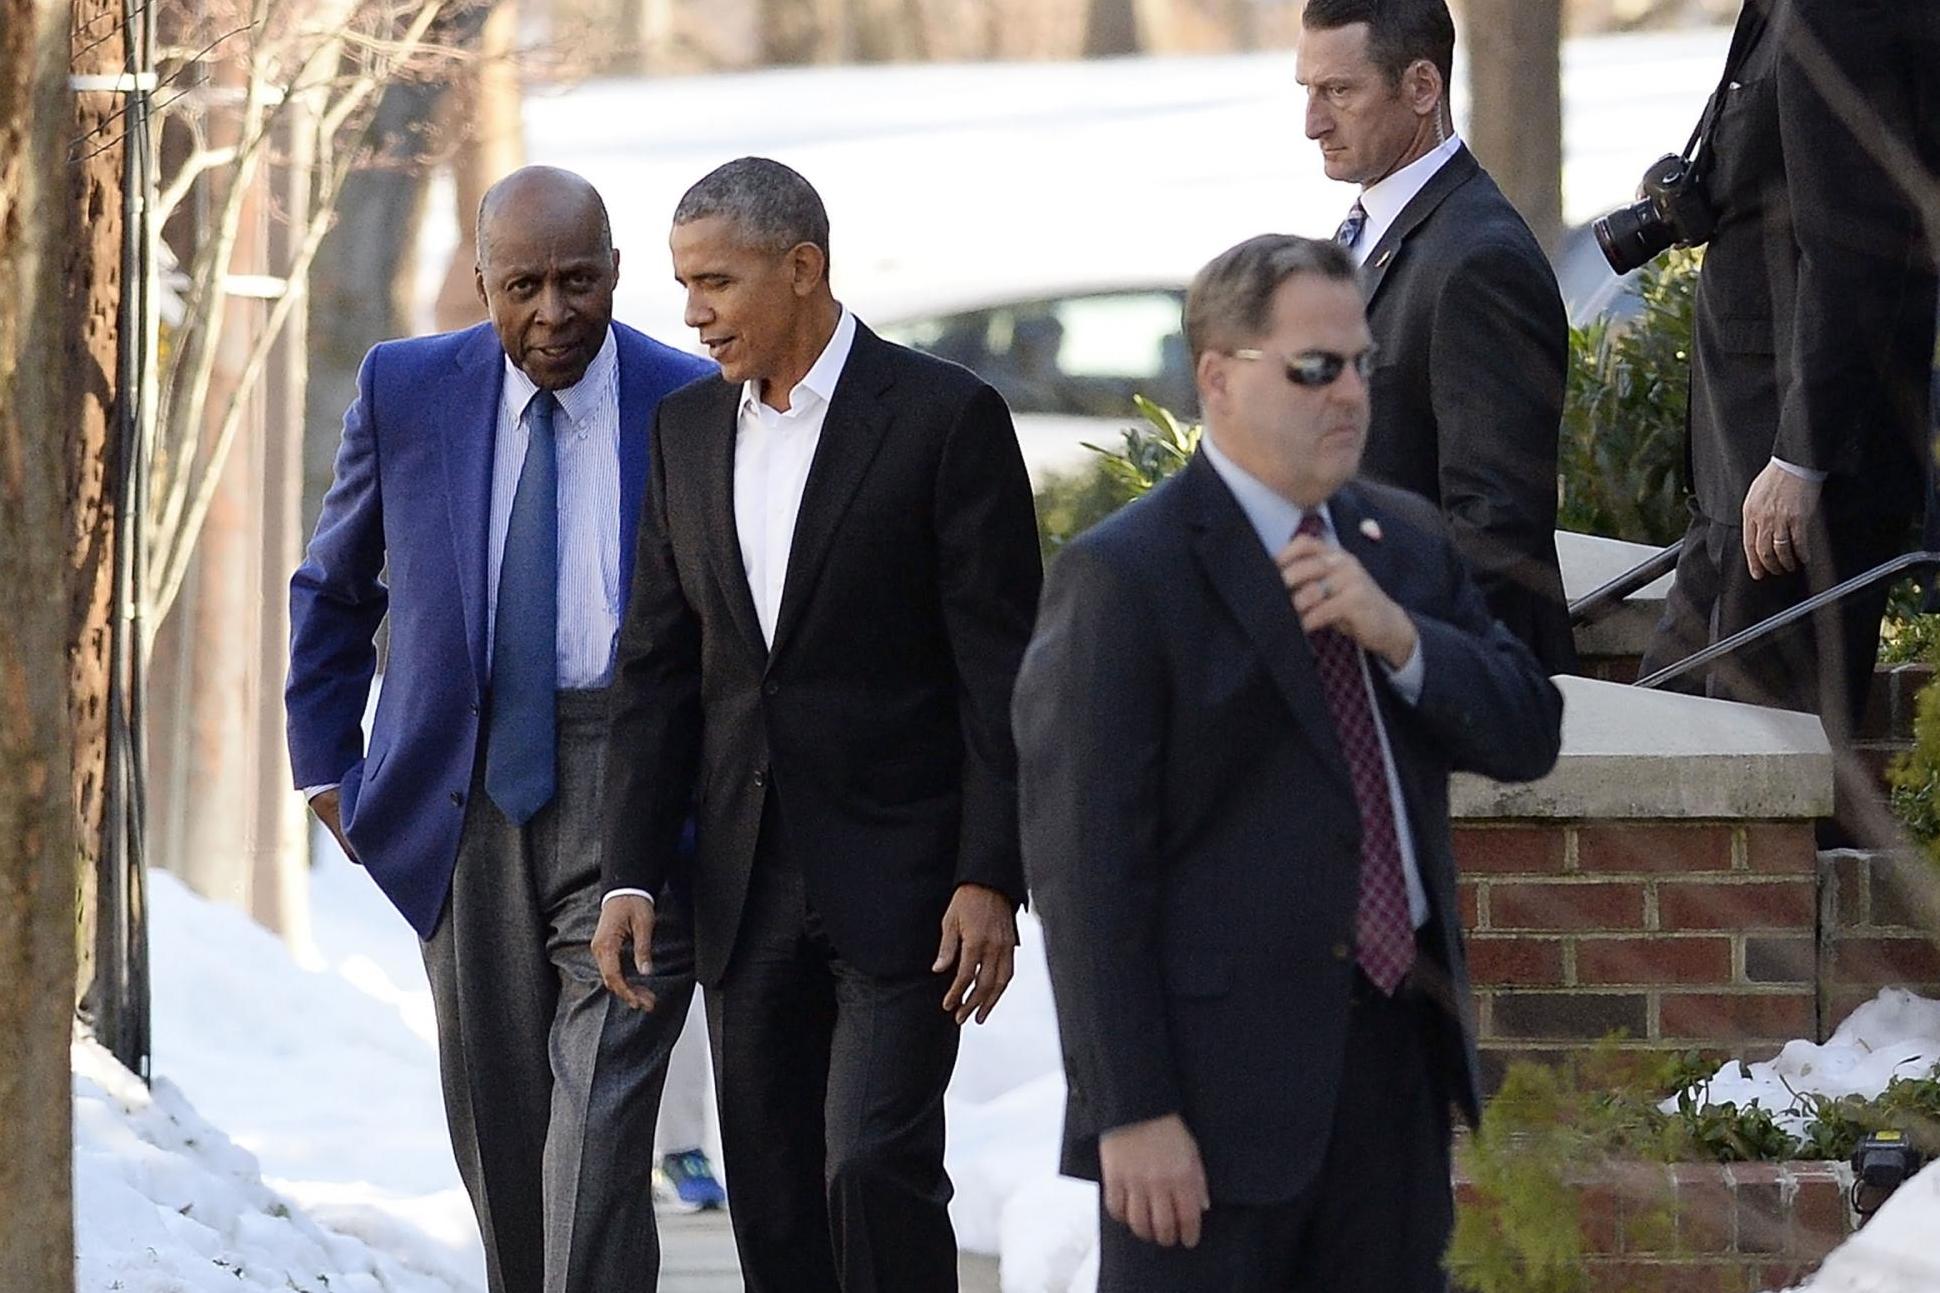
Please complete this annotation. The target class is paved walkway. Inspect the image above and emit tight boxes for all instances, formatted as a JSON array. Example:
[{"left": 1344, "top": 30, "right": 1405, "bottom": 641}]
[{"left": 659, "top": 1210, "right": 1001, "bottom": 1292}]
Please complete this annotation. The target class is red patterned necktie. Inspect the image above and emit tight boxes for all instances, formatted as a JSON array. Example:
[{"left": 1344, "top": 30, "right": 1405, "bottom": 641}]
[{"left": 1295, "top": 512, "right": 1416, "bottom": 994}]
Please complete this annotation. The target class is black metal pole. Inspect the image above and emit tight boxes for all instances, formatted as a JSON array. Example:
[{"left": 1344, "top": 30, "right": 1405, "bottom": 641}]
[{"left": 88, "top": 0, "right": 154, "bottom": 1082}]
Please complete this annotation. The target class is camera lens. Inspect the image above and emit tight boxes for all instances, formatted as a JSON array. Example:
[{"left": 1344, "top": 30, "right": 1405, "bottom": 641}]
[{"left": 1593, "top": 199, "right": 1679, "bottom": 276}]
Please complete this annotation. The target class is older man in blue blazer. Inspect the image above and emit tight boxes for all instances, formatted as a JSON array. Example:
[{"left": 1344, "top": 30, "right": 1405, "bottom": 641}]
[{"left": 286, "top": 166, "right": 712, "bottom": 1293}]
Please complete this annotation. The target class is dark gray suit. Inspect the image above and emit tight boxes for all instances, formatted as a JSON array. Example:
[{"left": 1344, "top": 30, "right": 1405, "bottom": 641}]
[
  {"left": 1640, "top": 0, "right": 1939, "bottom": 731},
  {"left": 1358, "top": 145, "right": 1578, "bottom": 677},
  {"left": 1016, "top": 456, "right": 1563, "bottom": 1289}
]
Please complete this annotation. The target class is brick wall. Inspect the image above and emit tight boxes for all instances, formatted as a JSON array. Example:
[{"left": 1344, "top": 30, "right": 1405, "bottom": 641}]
[
  {"left": 1819, "top": 848, "right": 1940, "bottom": 1024},
  {"left": 1452, "top": 1160, "right": 1857, "bottom": 1293},
  {"left": 1457, "top": 820, "right": 1821, "bottom": 1080}
]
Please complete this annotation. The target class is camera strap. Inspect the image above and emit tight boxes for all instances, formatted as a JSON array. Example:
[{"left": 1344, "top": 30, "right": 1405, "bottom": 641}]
[{"left": 1686, "top": 3, "right": 1773, "bottom": 177}]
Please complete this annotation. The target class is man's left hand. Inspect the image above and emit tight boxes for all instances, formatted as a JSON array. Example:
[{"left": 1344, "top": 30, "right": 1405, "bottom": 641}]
[
  {"left": 1278, "top": 534, "right": 1418, "bottom": 667},
  {"left": 934, "top": 883, "right": 1017, "bottom": 1024},
  {"left": 1743, "top": 462, "right": 1821, "bottom": 581}
]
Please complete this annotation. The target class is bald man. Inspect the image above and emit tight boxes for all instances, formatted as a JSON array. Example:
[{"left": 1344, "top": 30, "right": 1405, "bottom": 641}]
[{"left": 287, "top": 166, "right": 713, "bottom": 1293}]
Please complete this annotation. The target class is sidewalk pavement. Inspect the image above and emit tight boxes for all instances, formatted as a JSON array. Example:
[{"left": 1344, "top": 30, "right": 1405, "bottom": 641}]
[{"left": 659, "top": 1210, "right": 1002, "bottom": 1292}]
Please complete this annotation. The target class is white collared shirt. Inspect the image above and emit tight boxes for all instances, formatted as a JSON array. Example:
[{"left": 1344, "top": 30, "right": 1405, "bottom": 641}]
[
  {"left": 1348, "top": 133, "right": 1465, "bottom": 265},
  {"left": 490, "top": 326, "right": 623, "bottom": 689},
  {"left": 735, "top": 307, "right": 858, "bottom": 646},
  {"left": 1199, "top": 432, "right": 1431, "bottom": 928}
]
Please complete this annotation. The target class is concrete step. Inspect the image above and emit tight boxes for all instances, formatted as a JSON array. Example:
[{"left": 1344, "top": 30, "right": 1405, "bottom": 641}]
[{"left": 658, "top": 1210, "right": 1002, "bottom": 1292}]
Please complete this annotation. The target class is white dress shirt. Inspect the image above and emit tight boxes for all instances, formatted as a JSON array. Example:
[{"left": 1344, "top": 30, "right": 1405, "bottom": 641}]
[
  {"left": 1348, "top": 133, "right": 1465, "bottom": 265},
  {"left": 304, "top": 328, "right": 624, "bottom": 804},
  {"left": 603, "top": 310, "right": 859, "bottom": 909},
  {"left": 1200, "top": 432, "right": 1432, "bottom": 928},
  {"left": 734, "top": 307, "right": 858, "bottom": 646}
]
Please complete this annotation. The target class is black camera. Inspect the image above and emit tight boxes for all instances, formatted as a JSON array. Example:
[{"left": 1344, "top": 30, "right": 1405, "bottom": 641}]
[{"left": 1593, "top": 153, "right": 1719, "bottom": 275}]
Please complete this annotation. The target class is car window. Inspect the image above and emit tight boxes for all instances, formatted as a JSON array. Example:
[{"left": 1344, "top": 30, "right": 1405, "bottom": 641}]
[{"left": 881, "top": 290, "right": 1197, "bottom": 419}]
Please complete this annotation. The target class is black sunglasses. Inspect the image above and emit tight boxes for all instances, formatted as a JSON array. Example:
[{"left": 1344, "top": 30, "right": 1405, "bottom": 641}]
[{"left": 1230, "top": 345, "right": 1377, "bottom": 388}]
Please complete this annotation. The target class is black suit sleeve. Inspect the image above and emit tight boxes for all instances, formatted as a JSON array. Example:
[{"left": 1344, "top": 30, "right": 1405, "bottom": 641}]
[
  {"left": 1427, "top": 235, "right": 1568, "bottom": 609},
  {"left": 1014, "top": 544, "right": 1181, "bottom": 1135},
  {"left": 934, "top": 384, "right": 1043, "bottom": 904},
  {"left": 603, "top": 406, "right": 704, "bottom": 897},
  {"left": 1406, "top": 523, "right": 1566, "bottom": 785},
  {"left": 1771, "top": 0, "right": 1930, "bottom": 474}
]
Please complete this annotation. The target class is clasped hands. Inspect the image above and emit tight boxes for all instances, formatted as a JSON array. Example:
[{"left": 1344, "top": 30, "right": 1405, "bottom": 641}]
[{"left": 590, "top": 881, "right": 1017, "bottom": 1023}]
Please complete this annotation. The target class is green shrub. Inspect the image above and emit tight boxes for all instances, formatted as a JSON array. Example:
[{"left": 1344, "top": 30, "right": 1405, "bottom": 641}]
[
  {"left": 1032, "top": 395, "right": 1200, "bottom": 560},
  {"left": 1557, "top": 250, "right": 1701, "bottom": 546}
]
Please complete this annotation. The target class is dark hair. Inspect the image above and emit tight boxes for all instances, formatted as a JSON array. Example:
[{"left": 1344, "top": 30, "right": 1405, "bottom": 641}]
[
  {"left": 1184, "top": 234, "right": 1361, "bottom": 365},
  {"left": 1301, "top": 0, "right": 1455, "bottom": 94},
  {"left": 673, "top": 156, "right": 832, "bottom": 278}
]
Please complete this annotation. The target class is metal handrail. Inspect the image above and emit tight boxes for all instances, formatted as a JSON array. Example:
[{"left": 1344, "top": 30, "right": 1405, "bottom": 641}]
[
  {"left": 1568, "top": 539, "right": 1684, "bottom": 626},
  {"left": 1634, "top": 550, "right": 1940, "bottom": 691}
]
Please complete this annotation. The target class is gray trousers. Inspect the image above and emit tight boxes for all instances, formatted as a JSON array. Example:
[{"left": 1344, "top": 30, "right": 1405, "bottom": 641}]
[{"left": 423, "top": 688, "right": 696, "bottom": 1293}]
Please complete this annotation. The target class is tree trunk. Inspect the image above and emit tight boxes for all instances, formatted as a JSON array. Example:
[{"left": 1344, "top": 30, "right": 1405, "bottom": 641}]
[
  {"left": 1084, "top": 0, "right": 1140, "bottom": 56},
  {"left": 67, "top": 0, "right": 129, "bottom": 1014},
  {"left": 1461, "top": 0, "right": 1564, "bottom": 253},
  {"left": 433, "top": 0, "right": 524, "bottom": 334},
  {"left": 0, "top": 0, "right": 103, "bottom": 1284}
]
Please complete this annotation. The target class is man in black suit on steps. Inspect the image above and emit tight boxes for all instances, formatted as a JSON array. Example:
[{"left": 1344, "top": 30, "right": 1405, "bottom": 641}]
[
  {"left": 594, "top": 157, "right": 1042, "bottom": 1293},
  {"left": 1298, "top": 0, "right": 1577, "bottom": 676},
  {"left": 1016, "top": 234, "right": 1563, "bottom": 1291}
]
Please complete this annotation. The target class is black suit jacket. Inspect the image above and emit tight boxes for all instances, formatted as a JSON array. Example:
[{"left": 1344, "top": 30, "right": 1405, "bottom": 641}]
[
  {"left": 1358, "top": 145, "right": 1578, "bottom": 677},
  {"left": 1687, "top": 0, "right": 1938, "bottom": 526},
  {"left": 1015, "top": 456, "right": 1564, "bottom": 1205},
  {"left": 603, "top": 322, "right": 1043, "bottom": 985}
]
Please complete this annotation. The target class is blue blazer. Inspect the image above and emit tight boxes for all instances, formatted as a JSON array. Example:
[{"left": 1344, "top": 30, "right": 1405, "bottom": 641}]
[{"left": 286, "top": 321, "right": 713, "bottom": 936}]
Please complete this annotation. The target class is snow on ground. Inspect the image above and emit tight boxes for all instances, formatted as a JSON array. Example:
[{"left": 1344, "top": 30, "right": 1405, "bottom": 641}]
[
  {"left": 1793, "top": 1158, "right": 1940, "bottom": 1292},
  {"left": 1671, "top": 989, "right": 1940, "bottom": 1134},
  {"left": 72, "top": 1034, "right": 463, "bottom": 1293},
  {"left": 144, "top": 858, "right": 486, "bottom": 1289}
]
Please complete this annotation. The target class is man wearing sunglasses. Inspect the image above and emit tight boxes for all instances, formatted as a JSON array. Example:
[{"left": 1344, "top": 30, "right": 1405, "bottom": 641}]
[{"left": 1016, "top": 234, "right": 1563, "bottom": 1291}]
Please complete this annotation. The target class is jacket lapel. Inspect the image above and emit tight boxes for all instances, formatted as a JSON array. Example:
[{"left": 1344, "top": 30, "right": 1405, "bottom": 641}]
[
  {"left": 694, "top": 378, "right": 769, "bottom": 664},
  {"left": 443, "top": 323, "right": 506, "bottom": 691},
  {"left": 615, "top": 333, "right": 651, "bottom": 609},
  {"left": 1360, "top": 145, "right": 1479, "bottom": 304},
  {"left": 765, "top": 324, "right": 894, "bottom": 668},
  {"left": 1183, "top": 454, "right": 1352, "bottom": 798}
]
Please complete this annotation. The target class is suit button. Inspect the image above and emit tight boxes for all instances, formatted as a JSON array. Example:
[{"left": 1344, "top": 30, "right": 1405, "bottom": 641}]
[
  {"left": 752, "top": 769, "right": 766, "bottom": 789},
  {"left": 764, "top": 680, "right": 780, "bottom": 697},
  {"left": 468, "top": 702, "right": 479, "bottom": 716},
  {"left": 1332, "top": 941, "right": 1351, "bottom": 961},
  {"left": 450, "top": 791, "right": 465, "bottom": 807}
]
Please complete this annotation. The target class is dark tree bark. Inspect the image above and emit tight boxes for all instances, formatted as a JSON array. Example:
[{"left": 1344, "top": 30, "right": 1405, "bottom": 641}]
[
  {"left": 1462, "top": 0, "right": 1564, "bottom": 253},
  {"left": 67, "top": 0, "right": 128, "bottom": 1020},
  {"left": 0, "top": 0, "right": 113, "bottom": 1283}
]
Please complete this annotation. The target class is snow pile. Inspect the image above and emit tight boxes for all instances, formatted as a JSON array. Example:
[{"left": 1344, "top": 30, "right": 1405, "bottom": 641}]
[
  {"left": 1673, "top": 989, "right": 1940, "bottom": 1133},
  {"left": 72, "top": 1034, "right": 463, "bottom": 1293},
  {"left": 944, "top": 913, "right": 1100, "bottom": 1292},
  {"left": 146, "top": 860, "right": 485, "bottom": 1288},
  {"left": 1792, "top": 1158, "right": 1940, "bottom": 1292}
]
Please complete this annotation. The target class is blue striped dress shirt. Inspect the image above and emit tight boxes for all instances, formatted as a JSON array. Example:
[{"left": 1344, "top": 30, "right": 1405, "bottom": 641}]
[{"left": 492, "top": 326, "right": 623, "bottom": 689}]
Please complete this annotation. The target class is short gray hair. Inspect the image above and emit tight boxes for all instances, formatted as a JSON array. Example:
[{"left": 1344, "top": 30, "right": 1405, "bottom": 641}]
[
  {"left": 673, "top": 157, "right": 831, "bottom": 276},
  {"left": 1184, "top": 234, "right": 1361, "bottom": 365}
]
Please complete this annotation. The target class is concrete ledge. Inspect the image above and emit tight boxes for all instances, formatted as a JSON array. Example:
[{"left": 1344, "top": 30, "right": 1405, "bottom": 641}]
[
  {"left": 1559, "top": 530, "right": 1674, "bottom": 660},
  {"left": 1453, "top": 677, "right": 1834, "bottom": 820}
]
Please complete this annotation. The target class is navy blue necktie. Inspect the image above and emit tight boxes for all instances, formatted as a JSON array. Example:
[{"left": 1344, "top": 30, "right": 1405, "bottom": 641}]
[
  {"left": 1335, "top": 199, "right": 1368, "bottom": 251},
  {"left": 485, "top": 388, "right": 559, "bottom": 825}
]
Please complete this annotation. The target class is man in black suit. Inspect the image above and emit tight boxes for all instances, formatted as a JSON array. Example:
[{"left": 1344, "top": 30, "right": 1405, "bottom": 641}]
[
  {"left": 594, "top": 157, "right": 1042, "bottom": 1293},
  {"left": 1016, "top": 234, "right": 1564, "bottom": 1291},
  {"left": 1638, "top": 0, "right": 1939, "bottom": 736},
  {"left": 1298, "top": 0, "right": 1577, "bottom": 675}
]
